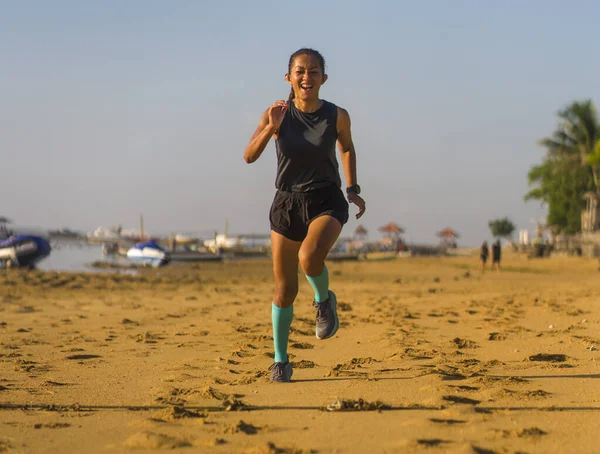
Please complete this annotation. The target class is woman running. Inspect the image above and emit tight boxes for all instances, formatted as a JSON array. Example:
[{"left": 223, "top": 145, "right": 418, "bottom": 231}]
[{"left": 244, "top": 48, "right": 366, "bottom": 382}]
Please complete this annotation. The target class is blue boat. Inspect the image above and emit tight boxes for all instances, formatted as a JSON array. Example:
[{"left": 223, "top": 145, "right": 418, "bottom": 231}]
[
  {"left": 126, "top": 240, "right": 170, "bottom": 267},
  {"left": 0, "top": 234, "right": 52, "bottom": 269}
]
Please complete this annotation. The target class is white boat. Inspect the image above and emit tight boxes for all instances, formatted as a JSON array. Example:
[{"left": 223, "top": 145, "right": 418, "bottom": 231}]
[{"left": 126, "top": 241, "right": 170, "bottom": 267}]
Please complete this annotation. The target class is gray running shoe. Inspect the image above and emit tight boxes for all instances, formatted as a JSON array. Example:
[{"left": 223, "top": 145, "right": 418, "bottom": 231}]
[
  {"left": 269, "top": 361, "right": 293, "bottom": 382},
  {"left": 313, "top": 290, "right": 339, "bottom": 340}
]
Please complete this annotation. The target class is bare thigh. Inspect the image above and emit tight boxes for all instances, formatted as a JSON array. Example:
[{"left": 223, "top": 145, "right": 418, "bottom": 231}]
[{"left": 298, "top": 215, "right": 342, "bottom": 276}]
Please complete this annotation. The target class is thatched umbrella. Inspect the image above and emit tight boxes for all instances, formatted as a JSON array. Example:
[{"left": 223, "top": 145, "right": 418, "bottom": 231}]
[
  {"left": 436, "top": 227, "right": 459, "bottom": 246},
  {"left": 378, "top": 222, "right": 404, "bottom": 240},
  {"left": 436, "top": 227, "right": 459, "bottom": 239}
]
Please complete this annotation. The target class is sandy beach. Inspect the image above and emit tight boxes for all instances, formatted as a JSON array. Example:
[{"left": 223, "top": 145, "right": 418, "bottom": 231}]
[{"left": 1, "top": 254, "right": 599, "bottom": 453}]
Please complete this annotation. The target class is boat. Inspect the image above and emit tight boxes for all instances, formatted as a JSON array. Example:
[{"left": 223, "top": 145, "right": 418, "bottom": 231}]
[
  {"left": 203, "top": 233, "right": 270, "bottom": 256},
  {"left": 0, "top": 234, "right": 52, "bottom": 269},
  {"left": 126, "top": 240, "right": 170, "bottom": 267}
]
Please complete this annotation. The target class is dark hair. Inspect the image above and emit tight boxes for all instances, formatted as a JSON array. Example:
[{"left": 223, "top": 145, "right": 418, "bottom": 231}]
[{"left": 287, "top": 48, "right": 326, "bottom": 100}]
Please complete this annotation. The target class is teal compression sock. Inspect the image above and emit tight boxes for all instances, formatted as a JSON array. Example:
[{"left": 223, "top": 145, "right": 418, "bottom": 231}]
[
  {"left": 272, "top": 303, "right": 293, "bottom": 363},
  {"left": 305, "top": 265, "right": 329, "bottom": 303}
]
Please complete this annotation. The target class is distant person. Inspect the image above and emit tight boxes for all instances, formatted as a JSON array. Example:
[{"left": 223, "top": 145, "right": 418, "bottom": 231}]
[
  {"left": 244, "top": 48, "right": 366, "bottom": 382},
  {"left": 480, "top": 241, "right": 489, "bottom": 272},
  {"left": 491, "top": 239, "right": 502, "bottom": 271}
]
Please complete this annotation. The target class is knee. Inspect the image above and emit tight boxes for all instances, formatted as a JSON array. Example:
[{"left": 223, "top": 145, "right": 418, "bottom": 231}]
[
  {"left": 298, "top": 248, "right": 324, "bottom": 276},
  {"left": 273, "top": 282, "right": 298, "bottom": 307}
]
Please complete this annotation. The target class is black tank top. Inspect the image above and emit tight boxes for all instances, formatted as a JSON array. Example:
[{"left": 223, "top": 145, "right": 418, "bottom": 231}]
[{"left": 275, "top": 100, "right": 341, "bottom": 192}]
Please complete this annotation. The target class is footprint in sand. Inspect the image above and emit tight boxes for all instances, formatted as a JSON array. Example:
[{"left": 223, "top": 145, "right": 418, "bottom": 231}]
[
  {"left": 471, "top": 376, "right": 528, "bottom": 387},
  {"left": 523, "top": 389, "right": 551, "bottom": 398},
  {"left": 326, "top": 398, "right": 390, "bottom": 412},
  {"left": 40, "top": 380, "right": 74, "bottom": 388},
  {"left": 65, "top": 354, "right": 102, "bottom": 360},
  {"left": 417, "top": 439, "right": 451, "bottom": 447},
  {"left": 231, "top": 351, "right": 254, "bottom": 359},
  {"left": 446, "top": 385, "right": 479, "bottom": 392},
  {"left": 156, "top": 385, "right": 240, "bottom": 405},
  {"left": 194, "top": 438, "right": 227, "bottom": 447},
  {"left": 0, "top": 437, "right": 14, "bottom": 451},
  {"left": 221, "top": 420, "right": 263, "bottom": 435},
  {"left": 230, "top": 371, "right": 268, "bottom": 385},
  {"left": 245, "top": 442, "right": 312, "bottom": 454},
  {"left": 327, "top": 357, "right": 378, "bottom": 377},
  {"left": 429, "top": 418, "right": 466, "bottom": 425},
  {"left": 338, "top": 302, "right": 352, "bottom": 312},
  {"left": 528, "top": 353, "right": 567, "bottom": 362},
  {"left": 33, "top": 423, "right": 71, "bottom": 429},
  {"left": 292, "top": 360, "right": 317, "bottom": 369},
  {"left": 492, "top": 427, "right": 547, "bottom": 439},
  {"left": 442, "top": 395, "right": 481, "bottom": 405},
  {"left": 452, "top": 443, "right": 496, "bottom": 454},
  {"left": 123, "top": 431, "right": 191, "bottom": 449},
  {"left": 451, "top": 338, "right": 478, "bottom": 349},
  {"left": 151, "top": 406, "right": 206, "bottom": 422},
  {"left": 290, "top": 327, "right": 312, "bottom": 336},
  {"left": 290, "top": 342, "right": 314, "bottom": 350}
]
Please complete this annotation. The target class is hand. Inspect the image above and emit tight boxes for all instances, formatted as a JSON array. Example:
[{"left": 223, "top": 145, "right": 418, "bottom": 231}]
[
  {"left": 268, "top": 100, "right": 288, "bottom": 131},
  {"left": 348, "top": 193, "right": 366, "bottom": 219}
]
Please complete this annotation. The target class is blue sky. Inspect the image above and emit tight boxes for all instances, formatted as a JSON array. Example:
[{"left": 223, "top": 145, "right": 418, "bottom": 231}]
[{"left": 1, "top": 0, "right": 598, "bottom": 245}]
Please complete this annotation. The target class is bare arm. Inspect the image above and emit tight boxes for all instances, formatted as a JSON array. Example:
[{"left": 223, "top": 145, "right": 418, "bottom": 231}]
[
  {"left": 337, "top": 107, "right": 366, "bottom": 218},
  {"left": 244, "top": 100, "right": 288, "bottom": 164}
]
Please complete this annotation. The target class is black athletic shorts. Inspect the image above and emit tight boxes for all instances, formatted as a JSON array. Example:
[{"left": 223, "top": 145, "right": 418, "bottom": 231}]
[{"left": 269, "top": 185, "right": 349, "bottom": 242}]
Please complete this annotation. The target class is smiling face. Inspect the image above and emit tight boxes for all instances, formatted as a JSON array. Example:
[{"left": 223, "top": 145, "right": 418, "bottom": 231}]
[{"left": 286, "top": 53, "right": 327, "bottom": 101}]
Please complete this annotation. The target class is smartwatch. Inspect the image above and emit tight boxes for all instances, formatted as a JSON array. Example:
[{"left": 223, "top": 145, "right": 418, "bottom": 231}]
[{"left": 346, "top": 184, "right": 361, "bottom": 195}]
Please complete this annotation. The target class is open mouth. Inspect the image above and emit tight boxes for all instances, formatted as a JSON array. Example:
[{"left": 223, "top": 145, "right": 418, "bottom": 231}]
[{"left": 300, "top": 83, "right": 313, "bottom": 93}]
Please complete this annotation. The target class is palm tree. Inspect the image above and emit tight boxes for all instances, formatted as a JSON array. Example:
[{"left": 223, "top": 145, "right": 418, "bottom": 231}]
[{"left": 539, "top": 100, "right": 600, "bottom": 194}]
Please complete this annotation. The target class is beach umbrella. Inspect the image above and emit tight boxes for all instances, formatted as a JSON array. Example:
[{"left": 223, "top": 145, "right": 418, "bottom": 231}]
[
  {"left": 378, "top": 222, "right": 404, "bottom": 235},
  {"left": 378, "top": 223, "right": 405, "bottom": 243},
  {"left": 436, "top": 227, "right": 460, "bottom": 239}
]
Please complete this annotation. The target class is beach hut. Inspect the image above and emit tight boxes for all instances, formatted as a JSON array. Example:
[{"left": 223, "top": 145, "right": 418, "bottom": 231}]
[
  {"left": 436, "top": 227, "right": 459, "bottom": 248},
  {"left": 347, "top": 225, "right": 369, "bottom": 253},
  {"left": 378, "top": 222, "right": 404, "bottom": 238},
  {"left": 378, "top": 222, "right": 405, "bottom": 250}
]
